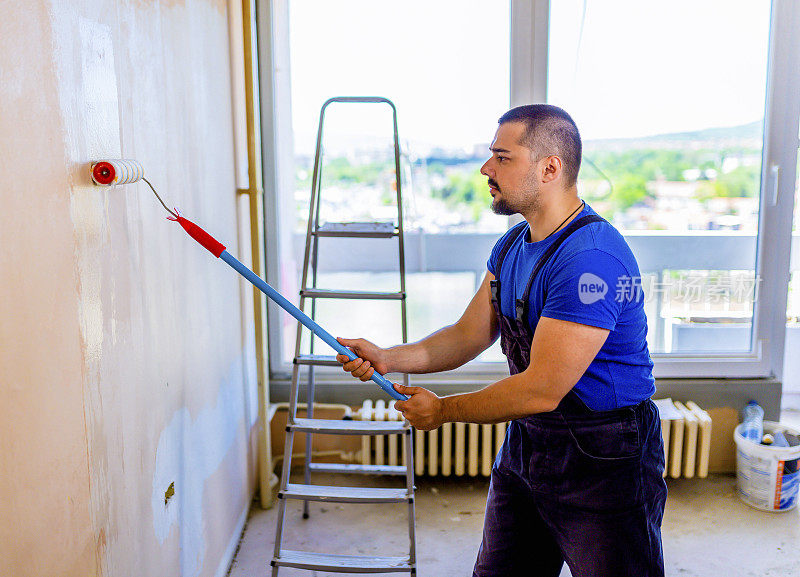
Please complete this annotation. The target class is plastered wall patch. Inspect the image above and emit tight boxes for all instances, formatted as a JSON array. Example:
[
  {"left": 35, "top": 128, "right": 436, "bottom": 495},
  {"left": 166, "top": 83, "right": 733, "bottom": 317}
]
[
  {"left": 152, "top": 356, "right": 245, "bottom": 577},
  {"left": 78, "top": 17, "right": 121, "bottom": 152}
]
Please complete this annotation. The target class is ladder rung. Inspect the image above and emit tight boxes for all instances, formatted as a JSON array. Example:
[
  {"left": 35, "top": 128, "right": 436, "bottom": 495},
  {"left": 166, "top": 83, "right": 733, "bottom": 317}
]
[
  {"left": 294, "top": 354, "right": 340, "bottom": 366},
  {"left": 290, "top": 418, "right": 408, "bottom": 435},
  {"left": 300, "top": 289, "right": 405, "bottom": 300},
  {"left": 315, "top": 222, "right": 398, "bottom": 238},
  {"left": 272, "top": 549, "right": 412, "bottom": 572},
  {"left": 281, "top": 484, "right": 411, "bottom": 503},
  {"left": 308, "top": 462, "right": 407, "bottom": 476}
]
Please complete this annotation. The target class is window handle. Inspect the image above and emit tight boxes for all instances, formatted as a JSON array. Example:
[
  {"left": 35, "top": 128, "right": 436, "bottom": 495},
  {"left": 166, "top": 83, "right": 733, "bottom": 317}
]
[{"left": 769, "top": 163, "right": 780, "bottom": 206}]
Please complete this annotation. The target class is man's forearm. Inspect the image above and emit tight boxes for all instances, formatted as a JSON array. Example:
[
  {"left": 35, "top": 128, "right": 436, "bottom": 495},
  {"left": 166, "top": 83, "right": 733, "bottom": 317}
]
[
  {"left": 439, "top": 372, "right": 560, "bottom": 424},
  {"left": 386, "top": 323, "right": 487, "bottom": 374},
  {"left": 383, "top": 271, "right": 497, "bottom": 376}
]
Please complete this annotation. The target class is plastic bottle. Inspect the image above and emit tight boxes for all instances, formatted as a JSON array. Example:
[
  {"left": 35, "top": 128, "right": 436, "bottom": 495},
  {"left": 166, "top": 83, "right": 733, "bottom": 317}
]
[{"left": 741, "top": 400, "right": 764, "bottom": 444}]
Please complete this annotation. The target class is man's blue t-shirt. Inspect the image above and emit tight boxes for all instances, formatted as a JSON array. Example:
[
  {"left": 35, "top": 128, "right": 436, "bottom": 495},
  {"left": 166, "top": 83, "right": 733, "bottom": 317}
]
[{"left": 487, "top": 203, "right": 655, "bottom": 411}]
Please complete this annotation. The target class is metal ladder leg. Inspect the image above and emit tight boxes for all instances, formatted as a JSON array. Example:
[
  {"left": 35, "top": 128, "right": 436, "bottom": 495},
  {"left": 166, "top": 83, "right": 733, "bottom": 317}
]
[
  {"left": 302, "top": 183, "right": 323, "bottom": 520},
  {"left": 271, "top": 362, "right": 303, "bottom": 577},
  {"left": 272, "top": 97, "right": 325, "bottom": 568},
  {"left": 302, "top": 362, "right": 315, "bottom": 520},
  {"left": 391, "top": 94, "right": 411, "bottom": 394},
  {"left": 405, "top": 427, "right": 417, "bottom": 575}
]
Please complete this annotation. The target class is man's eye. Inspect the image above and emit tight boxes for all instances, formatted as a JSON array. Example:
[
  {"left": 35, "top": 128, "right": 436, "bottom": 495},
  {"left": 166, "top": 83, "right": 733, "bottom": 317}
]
[{"left": 497, "top": 156, "right": 508, "bottom": 163}]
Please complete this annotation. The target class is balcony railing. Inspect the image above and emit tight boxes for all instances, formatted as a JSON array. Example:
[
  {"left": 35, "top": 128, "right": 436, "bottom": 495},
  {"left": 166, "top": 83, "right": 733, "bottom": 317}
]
[
  {"left": 290, "top": 231, "right": 800, "bottom": 392},
  {"left": 295, "top": 231, "right": 800, "bottom": 275}
]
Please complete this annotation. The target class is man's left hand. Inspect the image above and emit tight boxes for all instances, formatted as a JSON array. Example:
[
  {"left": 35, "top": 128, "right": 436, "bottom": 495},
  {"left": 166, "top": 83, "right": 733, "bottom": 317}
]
[{"left": 392, "top": 383, "right": 443, "bottom": 431}]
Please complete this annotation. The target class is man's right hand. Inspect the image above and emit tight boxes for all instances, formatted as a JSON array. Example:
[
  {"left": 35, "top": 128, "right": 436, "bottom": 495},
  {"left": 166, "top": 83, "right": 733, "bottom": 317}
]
[{"left": 336, "top": 337, "right": 391, "bottom": 381}]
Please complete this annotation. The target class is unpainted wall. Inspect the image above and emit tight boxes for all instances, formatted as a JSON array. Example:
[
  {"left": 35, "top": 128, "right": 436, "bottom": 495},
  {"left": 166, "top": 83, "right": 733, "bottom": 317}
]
[{"left": 0, "top": 1, "right": 258, "bottom": 576}]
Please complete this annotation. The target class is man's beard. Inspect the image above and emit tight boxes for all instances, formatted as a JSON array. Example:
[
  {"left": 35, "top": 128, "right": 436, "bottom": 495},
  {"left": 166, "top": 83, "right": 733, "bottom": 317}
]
[
  {"left": 491, "top": 196, "right": 516, "bottom": 216},
  {"left": 489, "top": 178, "right": 540, "bottom": 216}
]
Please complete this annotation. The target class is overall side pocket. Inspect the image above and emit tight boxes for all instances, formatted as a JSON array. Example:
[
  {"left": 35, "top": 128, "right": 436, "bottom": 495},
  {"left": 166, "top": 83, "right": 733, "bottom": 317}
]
[{"left": 562, "top": 409, "right": 641, "bottom": 461}]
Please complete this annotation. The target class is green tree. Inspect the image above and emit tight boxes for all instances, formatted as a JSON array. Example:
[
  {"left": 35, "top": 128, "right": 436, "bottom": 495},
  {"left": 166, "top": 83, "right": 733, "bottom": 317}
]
[
  {"left": 433, "top": 172, "right": 479, "bottom": 202},
  {"left": 431, "top": 169, "right": 489, "bottom": 220},
  {"left": 322, "top": 157, "right": 387, "bottom": 185},
  {"left": 696, "top": 165, "right": 759, "bottom": 200},
  {"left": 609, "top": 175, "right": 650, "bottom": 211}
]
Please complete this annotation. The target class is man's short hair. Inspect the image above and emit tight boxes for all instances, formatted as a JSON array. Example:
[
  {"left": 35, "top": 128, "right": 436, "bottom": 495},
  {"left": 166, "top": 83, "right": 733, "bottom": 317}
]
[{"left": 498, "top": 104, "right": 582, "bottom": 186}]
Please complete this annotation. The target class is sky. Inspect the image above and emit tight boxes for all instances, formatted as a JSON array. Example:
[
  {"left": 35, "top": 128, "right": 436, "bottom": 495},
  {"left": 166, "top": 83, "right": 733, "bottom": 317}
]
[
  {"left": 287, "top": 0, "right": 771, "bottom": 154},
  {"left": 548, "top": 0, "right": 771, "bottom": 141}
]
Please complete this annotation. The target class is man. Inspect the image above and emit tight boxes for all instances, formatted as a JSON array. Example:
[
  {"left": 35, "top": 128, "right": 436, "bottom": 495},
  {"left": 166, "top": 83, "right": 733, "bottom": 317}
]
[{"left": 337, "top": 104, "right": 667, "bottom": 577}]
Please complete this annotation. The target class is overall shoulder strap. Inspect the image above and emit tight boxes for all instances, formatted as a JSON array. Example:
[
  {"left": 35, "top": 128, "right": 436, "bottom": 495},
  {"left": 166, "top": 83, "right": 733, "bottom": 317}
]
[
  {"left": 494, "top": 221, "right": 528, "bottom": 277},
  {"left": 515, "top": 214, "right": 606, "bottom": 320}
]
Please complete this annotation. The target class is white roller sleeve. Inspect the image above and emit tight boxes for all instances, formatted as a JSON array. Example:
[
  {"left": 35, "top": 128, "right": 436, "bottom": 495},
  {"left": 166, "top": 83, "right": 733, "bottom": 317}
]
[{"left": 91, "top": 159, "right": 144, "bottom": 185}]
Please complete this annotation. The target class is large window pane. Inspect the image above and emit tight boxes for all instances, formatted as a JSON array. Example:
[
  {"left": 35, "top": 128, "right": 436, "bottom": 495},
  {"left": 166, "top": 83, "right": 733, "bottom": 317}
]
[
  {"left": 283, "top": 0, "right": 511, "bottom": 363},
  {"left": 548, "top": 0, "right": 771, "bottom": 354}
]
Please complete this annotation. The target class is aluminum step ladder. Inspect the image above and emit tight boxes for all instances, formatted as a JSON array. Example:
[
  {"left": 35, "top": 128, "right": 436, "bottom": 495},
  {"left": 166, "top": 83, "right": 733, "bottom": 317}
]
[{"left": 271, "top": 96, "right": 416, "bottom": 575}]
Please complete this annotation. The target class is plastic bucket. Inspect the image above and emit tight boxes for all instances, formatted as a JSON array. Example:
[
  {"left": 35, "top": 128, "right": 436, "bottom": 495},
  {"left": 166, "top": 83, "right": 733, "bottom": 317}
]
[{"left": 734, "top": 420, "right": 800, "bottom": 512}]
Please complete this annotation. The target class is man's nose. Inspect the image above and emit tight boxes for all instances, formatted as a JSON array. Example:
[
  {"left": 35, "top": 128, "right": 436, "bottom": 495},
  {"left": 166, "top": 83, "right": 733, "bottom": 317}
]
[{"left": 480, "top": 159, "right": 493, "bottom": 177}]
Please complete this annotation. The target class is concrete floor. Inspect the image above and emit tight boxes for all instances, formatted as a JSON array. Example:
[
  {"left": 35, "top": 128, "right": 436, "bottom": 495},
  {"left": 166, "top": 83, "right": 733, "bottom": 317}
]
[{"left": 229, "top": 411, "right": 800, "bottom": 577}]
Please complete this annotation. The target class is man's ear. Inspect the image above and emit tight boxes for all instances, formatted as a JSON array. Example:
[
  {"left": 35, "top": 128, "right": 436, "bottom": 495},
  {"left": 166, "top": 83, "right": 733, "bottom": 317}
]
[{"left": 541, "top": 155, "right": 563, "bottom": 183}]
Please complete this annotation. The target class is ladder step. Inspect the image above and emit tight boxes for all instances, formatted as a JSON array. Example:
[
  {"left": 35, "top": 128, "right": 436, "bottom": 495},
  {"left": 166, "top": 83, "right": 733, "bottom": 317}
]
[
  {"left": 309, "top": 462, "right": 407, "bottom": 476},
  {"left": 301, "top": 288, "right": 405, "bottom": 300},
  {"left": 281, "top": 483, "right": 411, "bottom": 503},
  {"left": 290, "top": 418, "right": 409, "bottom": 435},
  {"left": 315, "top": 221, "right": 398, "bottom": 238},
  {"left": 294, "top": 354, "right": 340, "bottom": 366},
  {"left": 272, "top": 549, "right": 412, "bottom": 573}
]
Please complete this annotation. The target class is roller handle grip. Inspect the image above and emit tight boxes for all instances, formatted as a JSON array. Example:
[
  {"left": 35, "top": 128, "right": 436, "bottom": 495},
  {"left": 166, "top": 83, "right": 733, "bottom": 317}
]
[{"left": 169, "top": 214, "right": 226, "bottom": 257}]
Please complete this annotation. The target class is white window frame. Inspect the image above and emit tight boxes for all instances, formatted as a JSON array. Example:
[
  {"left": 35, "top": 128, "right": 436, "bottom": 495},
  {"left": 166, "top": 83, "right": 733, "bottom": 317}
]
[{"left": 258, "top": 0, "right": 800, "bottom": 383}]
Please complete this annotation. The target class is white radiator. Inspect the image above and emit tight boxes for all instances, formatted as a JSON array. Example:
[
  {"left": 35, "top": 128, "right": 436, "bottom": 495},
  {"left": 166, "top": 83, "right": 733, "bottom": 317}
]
[
  {"left": 356, "top": 400, "right": 506, "bottom": 477},
  {"left": 656, "top": 399, "right": 713, "bottom": 479},
  {"left": 358, "top": 399, "right": 712, "bottom": 479}
]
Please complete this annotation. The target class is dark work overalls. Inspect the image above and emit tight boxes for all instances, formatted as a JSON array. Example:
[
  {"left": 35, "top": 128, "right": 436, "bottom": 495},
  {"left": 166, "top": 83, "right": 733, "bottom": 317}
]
[{"left": 473, "top": 215, "right": 668, "bottom": 577}]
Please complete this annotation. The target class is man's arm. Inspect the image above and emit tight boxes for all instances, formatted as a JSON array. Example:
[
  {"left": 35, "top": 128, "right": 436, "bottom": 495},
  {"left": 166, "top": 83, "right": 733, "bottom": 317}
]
[
  {"left": 337, "top": 271, "right": 499, "bottom": 376},
  {"left": 393, "top": 316, "right": 609, "bottom": 429}
]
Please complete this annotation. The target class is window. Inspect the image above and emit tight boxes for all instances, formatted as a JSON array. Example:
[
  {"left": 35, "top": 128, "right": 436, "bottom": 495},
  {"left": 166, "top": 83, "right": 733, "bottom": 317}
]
[
  {"left": 549, "top": 0, "right": 770, "bottom": 353},
  {"left": 545, "top": 0, "right": 799, "bottom": 377},
  {"left": 260, "top": 0, "right": 800, "bottom": 382},
  {"left": 265, "top": 0, "right": 511, "bottom": 370}
]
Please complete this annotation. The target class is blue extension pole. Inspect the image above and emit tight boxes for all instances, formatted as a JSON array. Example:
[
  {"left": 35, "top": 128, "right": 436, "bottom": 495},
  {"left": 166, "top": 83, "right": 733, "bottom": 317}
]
[{"left": 220, "top": 250, "right": 408, "bottom": 401}]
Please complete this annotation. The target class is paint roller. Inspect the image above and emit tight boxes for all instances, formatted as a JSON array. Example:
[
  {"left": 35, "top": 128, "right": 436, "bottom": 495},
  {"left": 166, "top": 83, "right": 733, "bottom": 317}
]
[
  {"left": 91, "top": 159, "right": 145, "bottom": 185},
  {"left": 91, "top": 158, "right": 408, "bottom": 401}
]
